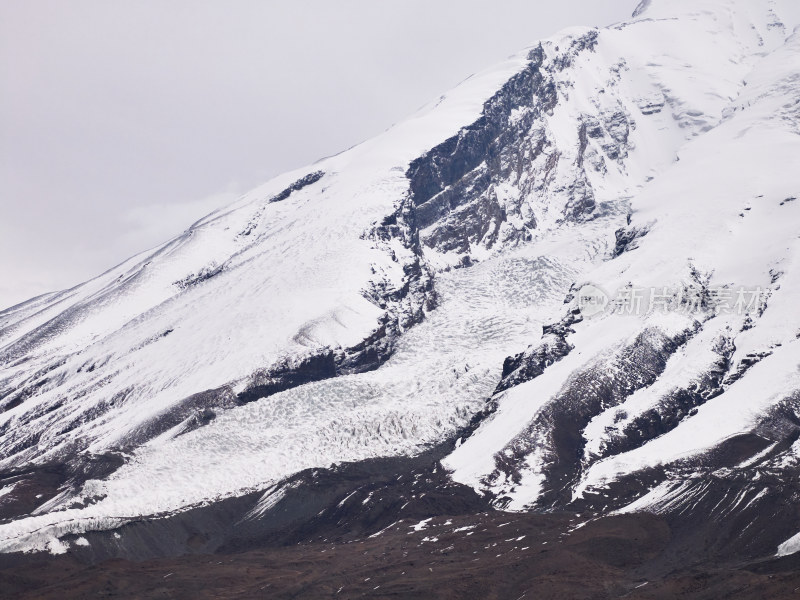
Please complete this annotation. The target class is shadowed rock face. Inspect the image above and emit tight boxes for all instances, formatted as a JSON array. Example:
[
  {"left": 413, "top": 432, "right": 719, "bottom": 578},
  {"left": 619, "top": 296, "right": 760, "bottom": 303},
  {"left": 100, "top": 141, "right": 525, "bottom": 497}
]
[
  {"left": 595, "top": 337, "right": 734, "bottom": 459},
  {"left": 407, "top": 47, "right": 551, "bottom": 211},
  {"left": 406, "top": 33, "right": 630, "bottom": 259},
  {"left": 0, "top": 452, "right": 126, "bottom": 524},
  {"left": 613, "top": 222, "right": 649, "bottom": 257},
  {"left": 485, "top": 323, "right": 699, "bottom": 509},
  {"left": 268, "top": 171, "right": 325, "bottom": 204},
  {"left": 495, "top": 311, "right": 580, "bottom": 394}
]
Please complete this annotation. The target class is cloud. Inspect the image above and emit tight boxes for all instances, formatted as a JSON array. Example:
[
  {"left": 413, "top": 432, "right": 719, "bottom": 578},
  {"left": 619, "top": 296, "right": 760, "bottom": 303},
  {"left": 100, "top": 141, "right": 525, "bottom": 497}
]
[
  {"left": 0, "top": 188, "right": 238, "bottom": 311},
  {"left": 114, "top": 188, "right": 241, "bottom": 255}
]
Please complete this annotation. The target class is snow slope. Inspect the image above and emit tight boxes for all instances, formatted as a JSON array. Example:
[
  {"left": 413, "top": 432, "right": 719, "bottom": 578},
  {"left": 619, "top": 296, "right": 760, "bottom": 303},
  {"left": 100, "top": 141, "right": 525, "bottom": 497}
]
[
  {"left": 2, "top": 0, "right": 800, "bottom": 557},
  {"left": 446, "top": 0, "right": 800, "bottom": 519}
]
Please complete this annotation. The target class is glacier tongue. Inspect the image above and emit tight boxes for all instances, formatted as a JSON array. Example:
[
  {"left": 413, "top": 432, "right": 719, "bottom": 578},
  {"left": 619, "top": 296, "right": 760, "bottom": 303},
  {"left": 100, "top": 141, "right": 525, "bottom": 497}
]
[
  {"left": 0, "top": 216, "right": 619, "bottom": 554},
  {"left": 2, "top": 0, "right": 800, "bottom": 558}
]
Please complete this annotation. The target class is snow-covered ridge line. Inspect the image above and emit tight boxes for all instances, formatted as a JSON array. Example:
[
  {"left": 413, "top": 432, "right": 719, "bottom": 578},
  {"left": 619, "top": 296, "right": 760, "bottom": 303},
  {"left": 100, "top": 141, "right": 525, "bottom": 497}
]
[{"left": 0, "top": 44, "right": 539, "bottom": 469}]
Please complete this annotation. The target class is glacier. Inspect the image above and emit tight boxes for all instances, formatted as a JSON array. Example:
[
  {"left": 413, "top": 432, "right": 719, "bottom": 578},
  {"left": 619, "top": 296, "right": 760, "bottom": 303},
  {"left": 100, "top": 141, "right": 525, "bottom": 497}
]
[{"left": 2, "top": 0, "right": 800, "bottom": 564}]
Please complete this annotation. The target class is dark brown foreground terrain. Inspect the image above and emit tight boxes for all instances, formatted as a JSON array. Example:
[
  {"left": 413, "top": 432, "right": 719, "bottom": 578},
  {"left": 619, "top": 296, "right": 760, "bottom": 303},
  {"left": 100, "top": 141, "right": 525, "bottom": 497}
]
[{"left": 3, "top": 510, "right": 800, "bottom": 599}]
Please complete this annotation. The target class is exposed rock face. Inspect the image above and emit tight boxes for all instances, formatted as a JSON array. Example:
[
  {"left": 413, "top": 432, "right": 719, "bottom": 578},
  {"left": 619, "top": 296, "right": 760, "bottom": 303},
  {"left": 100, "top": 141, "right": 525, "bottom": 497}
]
[
  {"left": 407, "top": 46, "right": 555, "bottom": 257},
  {"left": 235, "top": 191, "right": 441, "bottom": 411},
  {"left": 495, "top": 313, "right": 579, "bottom": 394},
  {"left": 613, "top": 222, "right": 649, "bottom": 257},
  {"left": 486, "top": 322, "right": 699, "bottom": 509},
  {"left": 268, "top": 171, "right": 325, "bottom": 203},
  {"left": 595, "top": 334, "right": 735, "bottom": 459},
  {"left": 406, "top": 34, "right": 638, "bottom": 263},
  {"left": 360, "top": 195, "right": 438, "bottom": 351}
]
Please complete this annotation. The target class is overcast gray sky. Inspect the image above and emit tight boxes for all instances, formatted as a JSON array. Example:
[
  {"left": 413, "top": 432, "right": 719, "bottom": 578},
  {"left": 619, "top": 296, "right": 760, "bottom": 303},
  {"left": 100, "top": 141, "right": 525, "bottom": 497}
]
[{"left": 0, "top": 1, "right": 630, "bottom": 310}]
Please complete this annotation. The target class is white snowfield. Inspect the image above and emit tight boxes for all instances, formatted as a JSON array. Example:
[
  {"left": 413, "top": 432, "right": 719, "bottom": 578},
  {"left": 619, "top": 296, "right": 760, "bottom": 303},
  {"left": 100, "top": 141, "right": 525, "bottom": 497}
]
[
  {"left": 2, "top": 0, "right": 800, "bottom": 555},
  {"left": 447, "top": 0, "right": 800, "bottom": 529}
]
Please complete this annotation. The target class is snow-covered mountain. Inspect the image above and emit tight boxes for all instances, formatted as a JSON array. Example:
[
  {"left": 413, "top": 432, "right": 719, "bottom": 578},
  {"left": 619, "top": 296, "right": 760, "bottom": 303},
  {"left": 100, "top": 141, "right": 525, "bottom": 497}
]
[{"left": 2, "top": 0, "right": 800, "bottom": 570}]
